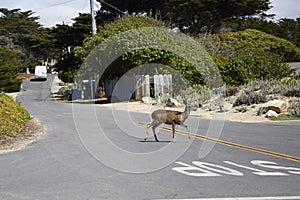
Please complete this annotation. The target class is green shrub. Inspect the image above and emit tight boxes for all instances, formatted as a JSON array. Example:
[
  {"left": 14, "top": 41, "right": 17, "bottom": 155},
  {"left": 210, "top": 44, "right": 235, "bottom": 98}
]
[
  {"left": 283, "top": 79, "right": 300, "bottom": 97},
  {"left": 289, "top": 99, "right": 300, "bottom": 117},
  {"left": 241, "top": 79, "right": 299, "bottom": 97},
  {"left": 58, "top": 71, "right": 73, "bottom": 83},
  {"left": 246, "top": 79, "right": 286, "bottom": 95},
  {"left": 225, "top": 86, "right": 240, "bottom": 97},
  {"left": 257, "top": 106, "right": 269, "bottom": 116},
  {"left": 158, "top": 93, "right": 171, "bottom": 106},
  {"left": 236, "top": 106, "right": 248, "bottom": 113},
  {"left": 214, "top": 51, "right": 293, "bottom": 86},
  {"left": 177, "top": 85, "right": 212, "bottom": 107},
  {"left": 215, "top": 57, "right": 251, "bottom": 86},
  {"left": 58, "top": 87, "right": 70, "bottom": 95},
  {"left": 58, "top": 87, "right": 71, "bottom": 100},
  {"left": 0, "top": 94, "right": 31, "bottom": 140},
  {"left": 210, "top": 29, "right": 297, "bottom": 86},
  {"left": 216, "top": 29, "right": 300, "bottom": 62},
  {"left": 284, "top": 86, "right": 300, "bottom": 97},
  {"left": 233, "top": 89, "right": 267, "bottom": 106},
  {"left": 281, "top": 77, "right": 298, "bottom": 85}
]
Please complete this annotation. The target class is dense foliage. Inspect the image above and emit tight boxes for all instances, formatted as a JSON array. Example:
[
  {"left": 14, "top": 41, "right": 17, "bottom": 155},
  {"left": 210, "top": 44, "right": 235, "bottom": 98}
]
[
  {"left": 0, "top": 94, "right": 31, "bottom": 140},
  {"left": 216, "top": 29, "right": 300, "bottom": 61},
  {"left": 75, "top": 15, "right": 162, "bottom": 59},
  {"left": 1, "top": 3, "right": 300, "bottom": 88},
  {"left": 0, "top": 8, "right": 54, "bottom": 71},
  {"left": 200, "top": 29, "right": 299, "bottom": 86},
  {"left": 75, "top": 15, "right": 161, "bottom": 80},
  {"left": 0, "top": 47, "right": 21, "bottom": 92},
  {"left": 96, "top": 0, "right": 272, "bottom": 34},
  {"left": 239, "top": 17, "right": 300, "bottom": 48},
  {"left": 0, "top": 8, "right": 56, "bottom": 92},
  {"left": 75, "top": 15, "right": 218, "bottom": 87},
  {"left": 51, "top": 13, "right": 93, "bottom": 83}
]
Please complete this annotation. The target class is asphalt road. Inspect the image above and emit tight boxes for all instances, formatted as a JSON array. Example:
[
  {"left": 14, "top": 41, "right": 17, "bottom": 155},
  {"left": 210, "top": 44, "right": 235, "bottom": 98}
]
[{"left": 1, "top": 75, "right": 300, "bottom": 200}]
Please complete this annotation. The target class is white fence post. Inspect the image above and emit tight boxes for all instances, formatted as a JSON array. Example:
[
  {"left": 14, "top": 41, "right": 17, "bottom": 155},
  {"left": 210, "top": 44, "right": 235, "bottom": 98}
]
[{"left": 145, "top": 75, "right": 150, "bottom": 97}]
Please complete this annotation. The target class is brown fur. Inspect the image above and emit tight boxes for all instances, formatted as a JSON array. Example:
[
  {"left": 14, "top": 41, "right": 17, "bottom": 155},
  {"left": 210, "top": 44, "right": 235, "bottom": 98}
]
[{"left": 145, "top": 105, "right": 191, "bottom": 142}]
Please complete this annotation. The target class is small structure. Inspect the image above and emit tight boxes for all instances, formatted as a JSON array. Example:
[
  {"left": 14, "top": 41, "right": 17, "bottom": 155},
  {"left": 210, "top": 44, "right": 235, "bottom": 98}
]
[{"left": 104, "top": 74, "right": 173, "bottom": 102}]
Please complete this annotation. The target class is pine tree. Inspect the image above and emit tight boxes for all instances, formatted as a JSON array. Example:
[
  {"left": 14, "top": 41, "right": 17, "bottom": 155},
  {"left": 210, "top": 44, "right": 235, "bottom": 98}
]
[{"left": 0, "top": 47, "right": 21, "bottom": 92}]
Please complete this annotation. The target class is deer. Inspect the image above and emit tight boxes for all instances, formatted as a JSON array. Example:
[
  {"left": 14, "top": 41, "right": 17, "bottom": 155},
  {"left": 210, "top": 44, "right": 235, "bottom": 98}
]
[{"left": 144, "top": 104, "right": 192, "bottom": 142}]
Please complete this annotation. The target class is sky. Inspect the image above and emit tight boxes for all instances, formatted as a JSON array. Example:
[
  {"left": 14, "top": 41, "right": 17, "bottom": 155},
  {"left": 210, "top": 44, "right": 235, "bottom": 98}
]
[{"left": 1, "top": 0, "right": 299, "bottom": 27}]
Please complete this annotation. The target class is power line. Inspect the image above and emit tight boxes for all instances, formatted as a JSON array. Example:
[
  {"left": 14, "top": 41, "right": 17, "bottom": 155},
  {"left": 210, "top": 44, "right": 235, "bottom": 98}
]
[
  {"left": 34, "top": 0, "right": 78, "bottom": 11},
  {"left": 98, "top": 0, "right": 126, "bottom": 15},
  {"left": 30, "top": 0, "right": 125, "bottom": 17}
]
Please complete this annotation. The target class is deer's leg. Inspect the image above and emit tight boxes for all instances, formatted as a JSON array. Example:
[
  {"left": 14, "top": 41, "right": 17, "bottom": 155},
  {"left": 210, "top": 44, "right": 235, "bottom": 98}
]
[
  {"left": 172, "top": 123, "right": 176, "bottom": 143},
  {"left": 145, "top": 123, "right": 151, "bottom": 141},
  {"left": 152, "top": 124, "right": 160, "bottom": 142},
  {"left": 181, "top": 124, "right": 190, "bottom": 139}
]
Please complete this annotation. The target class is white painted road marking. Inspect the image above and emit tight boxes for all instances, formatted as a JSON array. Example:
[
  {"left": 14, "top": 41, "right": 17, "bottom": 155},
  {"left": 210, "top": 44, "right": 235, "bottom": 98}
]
[
  {"left": 172, "top": 160, "right": 300, "bottom": 177},
  {"left": 192, "top": 161, "right": 243, "bottom": 176},
  {"left": 251, "top": 160, "right": 300, "bottom": 175},
  {"left": 172, "top": 162, "right": 221, "bottom": 177},
  {"left": 224, "top": 161, "right": 288, "bottom": 176}
]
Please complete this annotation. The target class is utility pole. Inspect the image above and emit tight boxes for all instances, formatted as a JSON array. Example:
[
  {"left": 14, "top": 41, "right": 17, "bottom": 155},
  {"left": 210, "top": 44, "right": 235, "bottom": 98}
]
[
  {"left": 90, "top": 0, "right": 97, "bottom": 35},
  {"left": 89, "top": 0, "right": 97, "bottom": 99}
]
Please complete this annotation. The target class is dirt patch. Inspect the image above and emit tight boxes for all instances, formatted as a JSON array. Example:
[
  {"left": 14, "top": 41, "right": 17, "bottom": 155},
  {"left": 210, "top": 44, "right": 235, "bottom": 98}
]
[
  {"left": 98, "top": 102, "right": 269, "bottom": 123},
  {"left": 0, "top": 118, "right": 44, "bottom": 154}
]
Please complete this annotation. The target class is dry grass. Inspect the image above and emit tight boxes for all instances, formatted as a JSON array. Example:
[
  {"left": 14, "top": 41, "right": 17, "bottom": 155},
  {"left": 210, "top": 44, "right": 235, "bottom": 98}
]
[{"left": 17, "top": 73, "right": 34, "bottom": 83}]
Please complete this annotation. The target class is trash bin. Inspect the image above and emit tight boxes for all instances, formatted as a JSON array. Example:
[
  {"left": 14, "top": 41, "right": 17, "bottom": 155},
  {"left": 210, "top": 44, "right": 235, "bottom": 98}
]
[{"left": 69, "top": 89, "right": 82, "bottom": 100}]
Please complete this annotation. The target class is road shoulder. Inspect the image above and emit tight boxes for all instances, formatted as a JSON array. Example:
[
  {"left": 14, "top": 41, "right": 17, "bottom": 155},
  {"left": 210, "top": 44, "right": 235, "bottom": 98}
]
[{"left": 0, "top": 118, "right": 44, "bottom": 154}]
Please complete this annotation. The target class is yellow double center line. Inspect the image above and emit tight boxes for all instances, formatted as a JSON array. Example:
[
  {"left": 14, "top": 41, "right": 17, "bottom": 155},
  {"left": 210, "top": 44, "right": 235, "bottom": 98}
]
[{"left": 137, "top": 121, "right": 300, "bottom": 163}]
